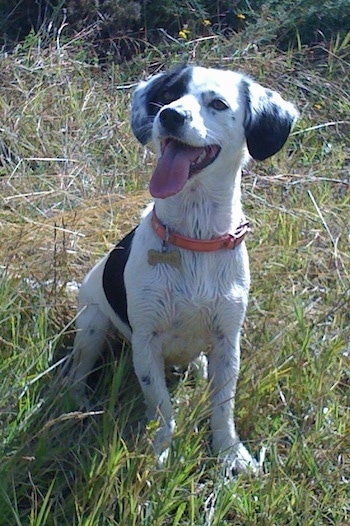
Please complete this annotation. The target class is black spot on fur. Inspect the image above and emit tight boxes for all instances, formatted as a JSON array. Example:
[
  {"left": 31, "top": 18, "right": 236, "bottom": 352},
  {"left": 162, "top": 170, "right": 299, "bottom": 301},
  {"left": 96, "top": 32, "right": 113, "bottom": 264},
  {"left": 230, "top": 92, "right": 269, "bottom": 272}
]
[
  {"left": 216, "top": 330, "right": 225, "bottom": 341},
  {"left": 147, "top": 65, "right": 192, "bottom": 116},
  {"left": 103, "top": 228, "right": 136, "bottom": 328},
  {"left": 141, "top": 375, "right": 152, "bottom": 386},
  {"left": 131, "top": 65, "right": 192, "bottom": 145}
]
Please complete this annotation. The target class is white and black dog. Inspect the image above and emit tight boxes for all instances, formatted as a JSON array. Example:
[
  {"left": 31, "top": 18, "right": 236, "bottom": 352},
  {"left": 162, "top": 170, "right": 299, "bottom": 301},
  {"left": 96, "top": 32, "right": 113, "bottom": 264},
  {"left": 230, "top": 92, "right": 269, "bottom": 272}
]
[{"left": 68, "top": 66, "right": 297, "bottom": 473}]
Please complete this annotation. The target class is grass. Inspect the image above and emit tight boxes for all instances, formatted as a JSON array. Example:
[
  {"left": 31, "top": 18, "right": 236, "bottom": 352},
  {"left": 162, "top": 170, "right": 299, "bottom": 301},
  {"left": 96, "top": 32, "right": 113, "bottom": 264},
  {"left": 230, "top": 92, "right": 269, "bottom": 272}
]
[{"left": 0, "top": 29, "right": 349, "bottom": 525}]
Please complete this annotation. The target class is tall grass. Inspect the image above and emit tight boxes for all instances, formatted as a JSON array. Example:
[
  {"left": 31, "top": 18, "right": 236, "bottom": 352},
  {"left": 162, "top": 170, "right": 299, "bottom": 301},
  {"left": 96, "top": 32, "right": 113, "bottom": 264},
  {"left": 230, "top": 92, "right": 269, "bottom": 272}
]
[{"left": 0, "top": 30, "right": 349, "bottom": 525}]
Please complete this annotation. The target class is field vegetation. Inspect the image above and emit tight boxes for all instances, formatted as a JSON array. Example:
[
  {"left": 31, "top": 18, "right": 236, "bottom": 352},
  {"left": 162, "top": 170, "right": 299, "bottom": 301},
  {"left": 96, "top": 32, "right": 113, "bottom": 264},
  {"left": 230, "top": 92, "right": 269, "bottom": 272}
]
[{"left": 0, "top": 4, "right": 349, "bottom": 524}]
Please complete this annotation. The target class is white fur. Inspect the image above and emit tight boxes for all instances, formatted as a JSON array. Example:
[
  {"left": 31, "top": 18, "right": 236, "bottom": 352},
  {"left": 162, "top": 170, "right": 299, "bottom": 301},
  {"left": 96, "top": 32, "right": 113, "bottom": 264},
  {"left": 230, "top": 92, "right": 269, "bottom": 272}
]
[{"left": 68, "top": 66, "right": 297, "bottom": 474}]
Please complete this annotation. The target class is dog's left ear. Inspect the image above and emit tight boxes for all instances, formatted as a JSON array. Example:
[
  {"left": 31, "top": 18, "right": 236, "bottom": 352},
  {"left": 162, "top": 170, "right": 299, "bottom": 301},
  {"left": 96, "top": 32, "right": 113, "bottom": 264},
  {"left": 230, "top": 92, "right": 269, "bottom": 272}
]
[{"left": 244, "top": 81, "right": 298, "bottom": 161}]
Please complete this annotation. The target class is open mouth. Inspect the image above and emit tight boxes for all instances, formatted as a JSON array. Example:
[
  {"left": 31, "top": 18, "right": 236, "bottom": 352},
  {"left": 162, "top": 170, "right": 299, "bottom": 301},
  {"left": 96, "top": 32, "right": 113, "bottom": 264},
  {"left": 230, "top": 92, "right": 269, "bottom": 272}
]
[
  {"left": 161, "top": 139, "right": 221, "bottom": 176},
  {"left": 150, "top": 138, "right": 221, "bottom": 199}
]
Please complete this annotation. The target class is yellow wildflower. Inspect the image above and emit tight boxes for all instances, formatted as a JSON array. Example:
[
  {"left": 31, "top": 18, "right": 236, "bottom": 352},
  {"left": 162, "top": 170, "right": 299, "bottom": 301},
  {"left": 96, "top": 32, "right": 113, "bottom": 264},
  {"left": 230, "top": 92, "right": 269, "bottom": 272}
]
[
  {"left": 202, "top": 19, "right": 211, "bottom": 26},
  {"left": 178, "top": 26, "right": 190, "bottom": 40},
  {"left": 314, "top": 103, "right": 323, "bottom": 110},
  {"left": 237, "top": 13, "right": 246, "bottom": 20}
]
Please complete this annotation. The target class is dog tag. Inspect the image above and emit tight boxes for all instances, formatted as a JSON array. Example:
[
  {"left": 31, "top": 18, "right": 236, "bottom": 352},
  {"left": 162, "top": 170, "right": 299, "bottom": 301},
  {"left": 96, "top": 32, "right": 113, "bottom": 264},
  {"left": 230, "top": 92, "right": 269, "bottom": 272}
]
[{"left": 148, "top": 249, "right": 181, "bottom": 269}]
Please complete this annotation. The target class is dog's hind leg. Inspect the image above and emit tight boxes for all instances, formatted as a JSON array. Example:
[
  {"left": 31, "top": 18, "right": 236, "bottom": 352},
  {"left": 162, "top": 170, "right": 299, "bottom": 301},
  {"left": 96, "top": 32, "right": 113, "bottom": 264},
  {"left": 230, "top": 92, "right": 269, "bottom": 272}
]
[{"left": 68, "top": 302, "right": 111, "bottom": 403}]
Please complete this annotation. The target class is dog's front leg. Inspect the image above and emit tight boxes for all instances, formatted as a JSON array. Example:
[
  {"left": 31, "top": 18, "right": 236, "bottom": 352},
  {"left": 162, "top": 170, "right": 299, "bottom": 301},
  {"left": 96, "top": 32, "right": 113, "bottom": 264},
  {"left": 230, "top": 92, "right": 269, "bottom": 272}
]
[
  {"left": 132, "top": 333, "right": 175, "bottom": 463},
  {"left": 209, "top": 334, "right": 259, "bottom": 475}
]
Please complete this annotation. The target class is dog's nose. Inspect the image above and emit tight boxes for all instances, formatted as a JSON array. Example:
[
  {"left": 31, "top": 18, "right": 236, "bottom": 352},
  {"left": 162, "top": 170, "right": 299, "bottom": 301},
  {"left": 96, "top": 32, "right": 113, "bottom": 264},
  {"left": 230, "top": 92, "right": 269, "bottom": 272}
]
[{"left": 159, "top": 107, "right": 186, "bottom": 132}]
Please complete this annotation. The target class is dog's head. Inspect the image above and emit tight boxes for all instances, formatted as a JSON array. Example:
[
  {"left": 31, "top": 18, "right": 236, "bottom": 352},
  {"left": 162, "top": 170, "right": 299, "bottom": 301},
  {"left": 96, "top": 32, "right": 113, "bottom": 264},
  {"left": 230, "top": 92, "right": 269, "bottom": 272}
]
[{"left": 131, "top": 66, "right": 297, "bottom": 198}]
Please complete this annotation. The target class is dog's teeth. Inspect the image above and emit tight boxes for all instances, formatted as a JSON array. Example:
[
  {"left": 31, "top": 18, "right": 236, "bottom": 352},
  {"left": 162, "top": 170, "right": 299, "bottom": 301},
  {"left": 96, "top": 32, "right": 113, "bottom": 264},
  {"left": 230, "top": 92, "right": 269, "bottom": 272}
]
[{"left": 193, "top": 150, "right": 207, "bottom": 164}]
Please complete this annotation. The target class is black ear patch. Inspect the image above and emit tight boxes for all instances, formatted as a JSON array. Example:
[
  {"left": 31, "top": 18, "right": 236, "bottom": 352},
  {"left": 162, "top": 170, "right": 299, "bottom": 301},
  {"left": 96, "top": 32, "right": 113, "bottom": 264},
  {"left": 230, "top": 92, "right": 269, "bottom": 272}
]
[
  {"left": 243, "top": 82, "right": 297, "bottom": 161},
  {"left": 131, "top": 66, "right": 192, "bottom": 145}
]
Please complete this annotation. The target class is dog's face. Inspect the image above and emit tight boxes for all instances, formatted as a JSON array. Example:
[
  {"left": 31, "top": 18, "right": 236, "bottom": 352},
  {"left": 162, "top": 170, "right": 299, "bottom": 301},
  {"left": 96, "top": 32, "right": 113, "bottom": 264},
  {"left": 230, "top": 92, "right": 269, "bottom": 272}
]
[{"left": 131, "top": 66, "right": 297, "bottom": 198}]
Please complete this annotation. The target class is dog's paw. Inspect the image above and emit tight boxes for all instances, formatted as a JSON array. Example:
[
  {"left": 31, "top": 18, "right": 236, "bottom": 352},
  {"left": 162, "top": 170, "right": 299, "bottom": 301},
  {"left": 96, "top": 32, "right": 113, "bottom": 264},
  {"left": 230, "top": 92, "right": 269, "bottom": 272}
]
[
  {"left": 62, "top": 379, "right": 91, "bottom": 412},
  {"left": 191, "top": 354, "right": 208, "bottom": 381},
  {"left": 151, "top": 418, "right": 175, "bottom": 466},
  {"left": 157, "top": 447, "right": 170, "bottom": 467},
  {"left": 221, "top": 443, "right": 265, "bottom": 478}
]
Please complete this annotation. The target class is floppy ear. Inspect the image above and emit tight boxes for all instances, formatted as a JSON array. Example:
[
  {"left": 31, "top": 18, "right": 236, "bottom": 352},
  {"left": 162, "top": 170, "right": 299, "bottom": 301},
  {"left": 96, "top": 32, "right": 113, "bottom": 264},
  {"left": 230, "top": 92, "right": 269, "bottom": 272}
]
[
  {"left": 130, "top": 72, "right": 165, "bottom": 145},
  {"left": 244, "top": 81, "right": 298, "bottom": 161}
]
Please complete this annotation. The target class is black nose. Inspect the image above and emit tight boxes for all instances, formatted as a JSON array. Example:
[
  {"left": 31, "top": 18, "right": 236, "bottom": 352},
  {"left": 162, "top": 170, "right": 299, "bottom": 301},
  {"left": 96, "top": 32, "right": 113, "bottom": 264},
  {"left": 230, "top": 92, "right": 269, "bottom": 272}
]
[{"left": 159, "top": 107, "right": 186, "bottom": 133}]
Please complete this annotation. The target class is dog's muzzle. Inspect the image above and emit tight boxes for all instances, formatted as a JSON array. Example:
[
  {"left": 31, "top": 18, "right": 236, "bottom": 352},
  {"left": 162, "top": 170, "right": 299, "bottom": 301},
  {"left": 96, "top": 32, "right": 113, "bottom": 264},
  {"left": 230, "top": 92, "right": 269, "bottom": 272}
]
[
  {"left": 159, "top": 107, "right": 189, "bottom": 134},
  {"left": 150, "top": 107, "right": 221, "bottom": 199}
]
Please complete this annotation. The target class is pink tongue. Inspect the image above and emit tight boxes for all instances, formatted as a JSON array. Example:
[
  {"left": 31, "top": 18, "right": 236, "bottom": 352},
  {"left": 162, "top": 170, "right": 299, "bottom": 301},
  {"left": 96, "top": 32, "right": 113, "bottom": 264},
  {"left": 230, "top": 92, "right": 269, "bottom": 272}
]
[{"left": 150, "top": 140, "right": 204, "bottom": 198}]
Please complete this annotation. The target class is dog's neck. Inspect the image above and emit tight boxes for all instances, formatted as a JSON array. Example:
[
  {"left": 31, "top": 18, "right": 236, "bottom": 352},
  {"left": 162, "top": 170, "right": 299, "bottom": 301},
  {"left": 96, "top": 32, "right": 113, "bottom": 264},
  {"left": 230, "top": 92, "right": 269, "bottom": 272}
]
[{"left": 153, "top": 167, "right": 243, "bottom": 240}]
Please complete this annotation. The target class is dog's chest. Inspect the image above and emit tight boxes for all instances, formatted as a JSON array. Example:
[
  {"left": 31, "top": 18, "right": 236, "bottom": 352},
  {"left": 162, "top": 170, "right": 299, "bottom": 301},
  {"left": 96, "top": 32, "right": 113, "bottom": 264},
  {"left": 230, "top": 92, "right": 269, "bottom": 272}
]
[
  {"left": 153, "top": 282, "right": 246, "bottom": 365},
  {"left": 160, "top": 299, "right": 214, "bottom": 365},
  {"left": 126, "top": 246, "right": 250, "bottom": 366}
]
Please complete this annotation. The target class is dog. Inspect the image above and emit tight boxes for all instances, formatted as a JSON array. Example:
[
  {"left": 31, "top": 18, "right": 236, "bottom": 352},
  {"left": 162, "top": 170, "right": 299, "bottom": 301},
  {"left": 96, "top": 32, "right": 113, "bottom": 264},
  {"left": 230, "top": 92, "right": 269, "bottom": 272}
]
[{"left": 68, "top": 66, "right": 297, "bottom": 473}]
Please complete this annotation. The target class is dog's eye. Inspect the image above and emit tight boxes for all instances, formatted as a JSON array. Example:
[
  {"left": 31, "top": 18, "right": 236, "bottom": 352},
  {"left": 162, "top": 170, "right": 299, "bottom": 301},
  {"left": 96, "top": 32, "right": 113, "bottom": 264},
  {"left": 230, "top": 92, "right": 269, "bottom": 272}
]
[
  {"left": 210, "top": 98, "right": 229, "bottom": 111},
  {"left": 161, "top": 90, "right": 174, "bottom": 104}
]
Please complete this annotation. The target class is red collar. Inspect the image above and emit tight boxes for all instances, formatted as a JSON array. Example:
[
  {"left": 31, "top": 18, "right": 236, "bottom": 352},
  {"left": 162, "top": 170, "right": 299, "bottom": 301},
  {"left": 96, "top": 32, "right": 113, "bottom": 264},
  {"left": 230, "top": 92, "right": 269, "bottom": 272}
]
[{"left": 151, "top": 206, "right": 250, "bottom": 252}]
